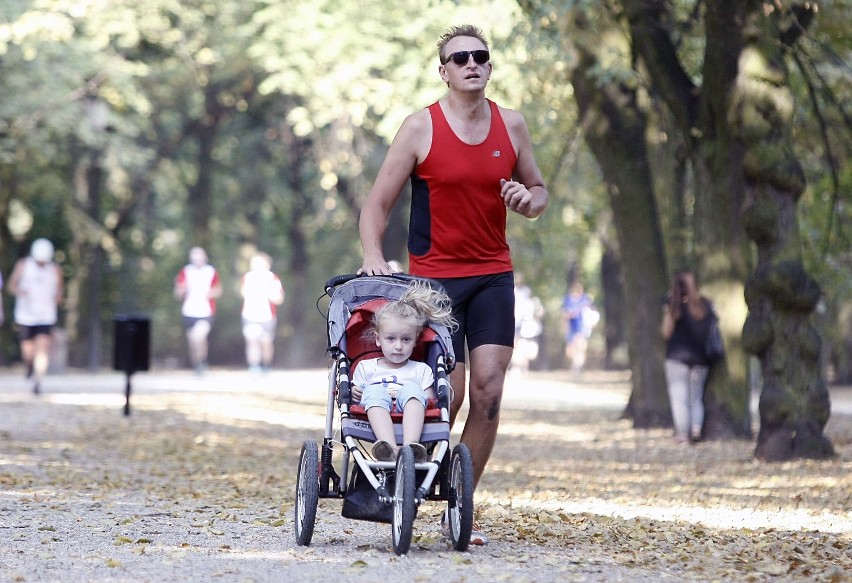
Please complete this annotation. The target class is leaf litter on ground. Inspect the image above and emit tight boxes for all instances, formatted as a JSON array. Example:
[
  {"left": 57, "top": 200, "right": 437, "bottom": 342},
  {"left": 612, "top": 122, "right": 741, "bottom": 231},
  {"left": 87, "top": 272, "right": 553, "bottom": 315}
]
[{"left": 0, "top": 370, "right": 849, "bottom": 582}]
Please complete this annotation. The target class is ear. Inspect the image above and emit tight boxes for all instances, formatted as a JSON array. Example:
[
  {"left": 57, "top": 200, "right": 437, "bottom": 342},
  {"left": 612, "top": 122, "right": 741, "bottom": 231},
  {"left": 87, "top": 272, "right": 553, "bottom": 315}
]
[
  {"left": 374, "top": 332, "right": 381, "bottom": 347},
  {"left": 439, "top": 64, "right": 448, "bottom": 83}
]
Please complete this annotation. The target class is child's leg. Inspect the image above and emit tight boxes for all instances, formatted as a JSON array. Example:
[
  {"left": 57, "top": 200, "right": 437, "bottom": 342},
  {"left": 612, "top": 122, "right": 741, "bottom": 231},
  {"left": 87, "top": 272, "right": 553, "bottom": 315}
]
[
  {"left": 366, "top": 407, "right": 396, "bottom": 445},
  {"left": 401, "top": 398, "right": 425, "bottom": 446},
  {"left": 396, "top": 384, "right": 428, "bottom": 446},
  {"left": 361, "top": 386, "right": 396, "bottom": 446}
]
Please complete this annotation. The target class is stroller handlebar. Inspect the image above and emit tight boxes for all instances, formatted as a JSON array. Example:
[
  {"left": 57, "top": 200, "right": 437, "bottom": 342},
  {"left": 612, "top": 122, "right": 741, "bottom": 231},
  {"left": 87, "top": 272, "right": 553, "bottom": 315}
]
[
  {"left": 324, "top": 273, "right": 360, "bottom": 292},
  {"left": 324, "top": 272, "right": 427, "bottom": 294}
]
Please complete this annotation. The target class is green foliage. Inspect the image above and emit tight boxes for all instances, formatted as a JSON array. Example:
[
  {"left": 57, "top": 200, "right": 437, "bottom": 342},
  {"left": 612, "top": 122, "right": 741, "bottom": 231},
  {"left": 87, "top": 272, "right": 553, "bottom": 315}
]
[{"left": 0, "top": 0, "right": 847, "bottom": 373}]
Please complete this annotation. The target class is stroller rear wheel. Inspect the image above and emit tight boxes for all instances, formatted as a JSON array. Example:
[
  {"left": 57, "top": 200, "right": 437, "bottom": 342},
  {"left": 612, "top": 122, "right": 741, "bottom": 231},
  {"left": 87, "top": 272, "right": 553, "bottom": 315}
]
[
  {"left": 294, "top": 440, "right": 319, "bottom": 546},
  {"left": 447, "top": 443, "right": 474, "bottom": 551},
  {"left": 391, "top": 445, "right": 417, "bottom": 555}
]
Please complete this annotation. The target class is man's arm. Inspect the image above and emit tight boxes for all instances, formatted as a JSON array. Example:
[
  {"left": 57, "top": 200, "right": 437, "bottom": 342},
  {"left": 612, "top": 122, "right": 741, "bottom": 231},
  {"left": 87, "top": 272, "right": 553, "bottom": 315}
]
[
  {"left": 174, "top": 269, "right": 186, "bottom": 300},
  {"left": 209, "top": 271, "right": 223, "bottom": 299},
  {"left": 501, "top": 108, "right": 548, "bottom": 219},
  {"left": 8, "top": 259, "right": 25, "bottom": 296},
  {"left": 359, "top": 112, "right": 428, "bottom": 275}
]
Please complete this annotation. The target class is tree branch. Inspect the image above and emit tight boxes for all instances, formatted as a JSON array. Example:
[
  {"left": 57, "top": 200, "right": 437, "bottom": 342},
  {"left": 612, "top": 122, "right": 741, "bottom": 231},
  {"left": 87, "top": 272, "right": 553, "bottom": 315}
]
[
  {"left": 623, "top": 0, "right": 699, "bottom": 133},
  {"left": 790, "top": 49, "right": 843, "bottom": 258},
  {"left": 779, "top": 2, "right": 817, "bottom": 47}
]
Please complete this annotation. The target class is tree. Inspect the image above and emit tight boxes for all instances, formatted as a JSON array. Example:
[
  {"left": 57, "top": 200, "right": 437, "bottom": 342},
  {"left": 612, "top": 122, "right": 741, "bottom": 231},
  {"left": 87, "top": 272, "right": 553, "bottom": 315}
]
[
  {"left": 733, "top": 2, "right": 833, "bottom": 460},
  {"left": 522, "top": 0, "right": 841, "bottom": 458}
]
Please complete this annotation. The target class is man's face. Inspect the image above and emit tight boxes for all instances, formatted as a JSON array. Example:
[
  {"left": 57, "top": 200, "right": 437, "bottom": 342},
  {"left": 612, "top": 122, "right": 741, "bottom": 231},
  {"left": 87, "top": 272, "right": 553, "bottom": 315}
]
[
  {"left": 439, "top": 35, "right": 491, "bottom": 89},
  {"left": 189, "top": 248, "right": 207, "bottom": 267}
]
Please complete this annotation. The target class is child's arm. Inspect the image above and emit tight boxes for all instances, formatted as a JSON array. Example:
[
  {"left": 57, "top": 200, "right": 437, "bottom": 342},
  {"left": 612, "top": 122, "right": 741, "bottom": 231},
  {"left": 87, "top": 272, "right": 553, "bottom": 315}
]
[
  {"left": 420, "top": 363, "right": 436, "bottom": 400},
  {"left": 351, "top": 360, "right": 371, "bottom": 402}
]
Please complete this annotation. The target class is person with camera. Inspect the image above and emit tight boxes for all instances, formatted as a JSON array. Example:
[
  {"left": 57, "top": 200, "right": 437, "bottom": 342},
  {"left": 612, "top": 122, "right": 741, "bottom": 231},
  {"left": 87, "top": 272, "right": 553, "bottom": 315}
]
[{"left": 661, "top": 269, "right": 719, "bottom": 443}]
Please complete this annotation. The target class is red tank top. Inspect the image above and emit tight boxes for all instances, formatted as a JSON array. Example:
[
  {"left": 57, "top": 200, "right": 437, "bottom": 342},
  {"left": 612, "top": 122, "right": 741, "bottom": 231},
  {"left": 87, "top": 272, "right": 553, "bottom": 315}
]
[{"left": 408, "top": 100, "right": 517, "bottom": 278}]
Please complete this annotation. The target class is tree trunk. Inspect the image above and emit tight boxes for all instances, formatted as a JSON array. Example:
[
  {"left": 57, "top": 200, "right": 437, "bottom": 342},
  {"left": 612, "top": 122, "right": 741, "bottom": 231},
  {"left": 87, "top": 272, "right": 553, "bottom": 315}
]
[
  {"left": 279, "top": 125, "right": 314, "bottom": 368},
  {"left": 626, "top": 0, "right": 753, "bottom": 439},
  {"left": 571, "top": 47, "right": 670, "bottom": 428},
  {"left": 187, "top": 84, "right": 223, "bottom": 249},
  {"left": 691, "top": 0, "right": 753, "bottom": 439},
  {"left": 735, "top": 3, "right": 833, "bottom": 460},
  {"left": 600, "top": 242, "right": 627, "bottom": 370}
]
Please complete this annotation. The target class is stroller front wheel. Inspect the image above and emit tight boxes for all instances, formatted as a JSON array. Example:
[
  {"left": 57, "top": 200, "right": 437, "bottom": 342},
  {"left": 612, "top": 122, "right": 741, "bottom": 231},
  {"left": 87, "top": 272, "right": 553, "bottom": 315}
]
[
  {"left": 294, "top": 440, "right": 319, "bottom": 546},
  {"left": 391, "top": 445, "right": 417, "bottom": 555},
  {"left": 447, "top": 443, "right": 474, "bottom": 551}
]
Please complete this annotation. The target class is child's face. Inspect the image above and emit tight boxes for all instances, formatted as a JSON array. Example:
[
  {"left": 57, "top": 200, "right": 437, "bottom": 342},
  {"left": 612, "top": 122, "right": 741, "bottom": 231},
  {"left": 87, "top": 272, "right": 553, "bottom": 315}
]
[{"left": 375, "top": 316, "right": 419, "bottom": 365}]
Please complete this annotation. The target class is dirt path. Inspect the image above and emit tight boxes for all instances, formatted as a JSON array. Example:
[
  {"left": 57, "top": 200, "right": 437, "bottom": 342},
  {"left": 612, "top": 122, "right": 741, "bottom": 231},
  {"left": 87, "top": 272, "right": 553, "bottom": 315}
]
[{"left": 1, "top": 369, "right": 850, "bottom": 582}]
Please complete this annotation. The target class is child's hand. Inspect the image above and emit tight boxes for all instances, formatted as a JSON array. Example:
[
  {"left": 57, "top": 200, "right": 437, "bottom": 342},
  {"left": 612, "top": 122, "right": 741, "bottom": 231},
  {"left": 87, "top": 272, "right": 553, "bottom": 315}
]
[{"left": 351, "top": 384, "right": 363, "bottom": 402}]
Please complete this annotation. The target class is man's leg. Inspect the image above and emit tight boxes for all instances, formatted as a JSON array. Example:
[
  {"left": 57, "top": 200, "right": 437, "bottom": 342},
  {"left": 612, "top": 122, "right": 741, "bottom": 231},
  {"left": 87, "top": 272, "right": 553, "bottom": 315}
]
[
  {"left": 459, "top": 343, "right": 512, "bottom": 489},
  {"left": 448, "top": 363, "right": 466, "bottom": 427},
  {"left": 20, "top": 338, "right": 35, "bottom": 376},
  {"left": 32, "top": 333, "right": 52, "bottom": 378},
  {"left": 187, "top": 320, "right": 211, "bottom": 369}
]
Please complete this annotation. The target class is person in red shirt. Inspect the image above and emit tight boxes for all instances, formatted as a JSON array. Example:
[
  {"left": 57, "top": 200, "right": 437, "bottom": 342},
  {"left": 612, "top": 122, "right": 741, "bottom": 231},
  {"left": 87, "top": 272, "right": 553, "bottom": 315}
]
[
  {"left": 174, "top": 247, "right": 221, "bottom": 374},
  {"left": 358, "top": 24, "right": 548, "bottom": 545}
]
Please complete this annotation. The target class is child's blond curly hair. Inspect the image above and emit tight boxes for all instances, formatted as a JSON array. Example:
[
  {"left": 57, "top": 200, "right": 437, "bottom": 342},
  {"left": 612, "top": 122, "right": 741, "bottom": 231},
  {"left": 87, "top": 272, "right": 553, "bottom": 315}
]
[{"left": 372, "top": 279, "right": 456, "bottom": 335}]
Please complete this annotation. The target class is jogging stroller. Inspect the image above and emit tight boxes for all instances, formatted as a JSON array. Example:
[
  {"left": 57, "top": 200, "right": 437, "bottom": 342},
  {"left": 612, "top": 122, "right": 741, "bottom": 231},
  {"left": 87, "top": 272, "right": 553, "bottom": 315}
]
[{"left": 294, "top": 273, "right": 474, "bottom": 555}]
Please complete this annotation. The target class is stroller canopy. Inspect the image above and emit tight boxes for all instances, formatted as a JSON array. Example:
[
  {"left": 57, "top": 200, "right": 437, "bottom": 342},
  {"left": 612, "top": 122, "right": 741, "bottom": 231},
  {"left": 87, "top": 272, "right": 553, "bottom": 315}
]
[{"left": 326, "top": 275, "right": 455, "bottom": 367}]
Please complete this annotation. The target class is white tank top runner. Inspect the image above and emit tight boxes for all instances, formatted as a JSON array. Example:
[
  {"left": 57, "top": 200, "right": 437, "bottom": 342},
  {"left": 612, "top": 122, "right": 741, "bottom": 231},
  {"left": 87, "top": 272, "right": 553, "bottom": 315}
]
[{"left": 14, "top": 257, "right": 59, "bottom": 326}]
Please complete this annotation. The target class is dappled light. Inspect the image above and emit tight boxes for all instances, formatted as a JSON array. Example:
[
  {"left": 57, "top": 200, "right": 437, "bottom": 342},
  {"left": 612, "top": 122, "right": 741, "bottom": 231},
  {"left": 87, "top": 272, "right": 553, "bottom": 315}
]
[{"left": 1, "top": 370, "right": 849, "bottom": 580}]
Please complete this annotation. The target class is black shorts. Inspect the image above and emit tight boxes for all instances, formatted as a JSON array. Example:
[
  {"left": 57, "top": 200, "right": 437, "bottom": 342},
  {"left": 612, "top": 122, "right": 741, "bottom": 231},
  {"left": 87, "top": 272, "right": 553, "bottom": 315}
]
[
  {"left": 183, "top": 316, "right": 214, "bottom": 331},
  {"left": 434, "top": 272, "right": 515, "bottom": 364},
  {"left": 17, "top": 324, "right": 54, "bottom": 341}
]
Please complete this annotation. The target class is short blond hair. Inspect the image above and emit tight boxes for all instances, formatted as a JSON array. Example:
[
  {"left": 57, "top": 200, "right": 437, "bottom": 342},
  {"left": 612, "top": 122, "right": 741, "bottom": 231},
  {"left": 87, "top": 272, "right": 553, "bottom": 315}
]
[{"left": 436, "top": 24, "right": 489, "bottom": 64}]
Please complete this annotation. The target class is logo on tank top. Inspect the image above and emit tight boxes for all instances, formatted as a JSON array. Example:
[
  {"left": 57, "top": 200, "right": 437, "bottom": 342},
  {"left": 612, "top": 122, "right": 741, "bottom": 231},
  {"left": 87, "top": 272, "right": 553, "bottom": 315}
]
[{"left": 492, "top": 150, "right": 501, "bottom": 157}]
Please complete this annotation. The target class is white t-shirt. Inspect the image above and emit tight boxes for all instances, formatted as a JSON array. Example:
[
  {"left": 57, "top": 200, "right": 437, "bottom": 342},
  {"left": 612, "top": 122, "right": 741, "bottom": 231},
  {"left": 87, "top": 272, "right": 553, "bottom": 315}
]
[
  {"left": 13, "top": 258, "right": 60, "bottom": 326},
  {"left": 353, "top": 358, "right": 434, "bottom": 396},
  {"left": 176, "top": 264, "right": 219, "bottom": 318},
  {"left": 241, "top": 269, "right": 283, "bottom": 322}
]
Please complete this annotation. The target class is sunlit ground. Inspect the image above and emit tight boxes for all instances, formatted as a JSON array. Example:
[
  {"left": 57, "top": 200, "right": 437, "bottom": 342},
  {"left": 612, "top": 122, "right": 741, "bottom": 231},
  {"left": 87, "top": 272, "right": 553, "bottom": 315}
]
[{"left": 1, "top": 367, "right": 850, "bottom": 579}]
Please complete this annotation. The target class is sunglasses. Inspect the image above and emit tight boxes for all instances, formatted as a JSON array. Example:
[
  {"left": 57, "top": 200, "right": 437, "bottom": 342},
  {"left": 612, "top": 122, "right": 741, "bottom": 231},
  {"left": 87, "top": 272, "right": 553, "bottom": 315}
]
[{"left": 442, "top": 50, "right": 490, "bottom": 66}]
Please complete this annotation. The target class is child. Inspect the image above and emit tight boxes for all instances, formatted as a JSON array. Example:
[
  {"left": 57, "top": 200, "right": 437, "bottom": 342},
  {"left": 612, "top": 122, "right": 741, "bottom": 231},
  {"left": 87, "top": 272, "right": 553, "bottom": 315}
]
[{"left": 351, "top": 280, "right": 455, "bottom": 462}]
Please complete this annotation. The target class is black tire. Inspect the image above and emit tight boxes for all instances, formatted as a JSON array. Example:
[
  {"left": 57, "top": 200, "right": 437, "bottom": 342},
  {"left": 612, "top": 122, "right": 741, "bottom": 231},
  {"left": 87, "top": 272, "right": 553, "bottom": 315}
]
[
  {"left": 294, "top": 440, "right": 319, "bottom": 546},
  {"left": 391, "top": 445, "right": 417, "bottom": 555},
  {"left": 447, "top": 443, "right": 474, "bottom": 551}
]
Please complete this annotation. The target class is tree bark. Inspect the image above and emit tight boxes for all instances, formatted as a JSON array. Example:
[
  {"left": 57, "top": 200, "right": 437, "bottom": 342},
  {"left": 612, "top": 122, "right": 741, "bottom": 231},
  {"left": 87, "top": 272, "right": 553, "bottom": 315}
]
[
  {"left": 735, "top": 2, "right": 833, "bottom": 460},
  {"left": 600, "top": 243, "right": 627, "bottom": 370},
  {"left": 626, "top": 0, "right": 753, "bottom": 439},
  {"left": 571, "top": 46, "right": 670, "bottom": 428}
]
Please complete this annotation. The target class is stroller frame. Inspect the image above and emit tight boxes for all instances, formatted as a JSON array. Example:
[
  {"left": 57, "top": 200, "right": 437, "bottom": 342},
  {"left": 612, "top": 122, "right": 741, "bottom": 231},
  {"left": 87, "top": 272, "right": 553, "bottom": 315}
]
[{"left": 294, "top": 274, "right": 474, "bottom": 555}]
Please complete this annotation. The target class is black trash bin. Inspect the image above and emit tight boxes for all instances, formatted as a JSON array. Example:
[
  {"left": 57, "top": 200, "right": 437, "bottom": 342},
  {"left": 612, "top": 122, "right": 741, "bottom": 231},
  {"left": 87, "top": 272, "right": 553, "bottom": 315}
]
[{"left": 113, "top": 315, "right": 150, "bottom": 415}]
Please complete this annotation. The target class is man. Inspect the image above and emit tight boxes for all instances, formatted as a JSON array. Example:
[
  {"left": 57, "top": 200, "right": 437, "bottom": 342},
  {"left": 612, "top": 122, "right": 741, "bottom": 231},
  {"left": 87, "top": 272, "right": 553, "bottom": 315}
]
[
  {"left": 174, "top": 247, "right": 222, "bottom": 374},
  {"left": 9, "top": 238, "right": 64, "bottom": 395},
  {"left": 358, "top": 24, "right": 548, "bottom": 544}
]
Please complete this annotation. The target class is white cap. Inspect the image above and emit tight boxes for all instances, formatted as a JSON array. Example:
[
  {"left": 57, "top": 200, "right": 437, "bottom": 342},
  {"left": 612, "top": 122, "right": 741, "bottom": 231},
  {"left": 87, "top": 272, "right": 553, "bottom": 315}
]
[{"left": 30, "top": 238, "right": 54, "bottom": 262}]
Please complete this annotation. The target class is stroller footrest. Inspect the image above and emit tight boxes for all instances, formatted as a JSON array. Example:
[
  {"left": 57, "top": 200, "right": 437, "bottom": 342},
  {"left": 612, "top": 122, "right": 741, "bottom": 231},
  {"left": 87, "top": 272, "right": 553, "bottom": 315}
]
[
  {"left": 349, "top": 398, "right": 442, "bottom": 421},
  {"left": 341, "top": 417, "right": 450, "bottom": 444}
]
